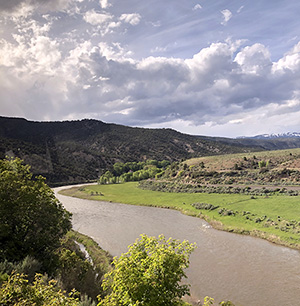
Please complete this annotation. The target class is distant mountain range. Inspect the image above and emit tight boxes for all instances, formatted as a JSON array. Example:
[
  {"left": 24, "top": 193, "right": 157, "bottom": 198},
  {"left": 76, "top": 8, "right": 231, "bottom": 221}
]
[
  {"left": 239, "top": 132, "right": 300, "bottom": 139},
  {"left": 1, "top": 116, "right": 300, "bottom": 185}
]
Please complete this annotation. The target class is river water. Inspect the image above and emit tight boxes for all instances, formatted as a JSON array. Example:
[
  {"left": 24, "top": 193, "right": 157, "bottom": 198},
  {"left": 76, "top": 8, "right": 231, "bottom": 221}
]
[{"left": 55, "top": 186, "right": 300, "bottom": 306}]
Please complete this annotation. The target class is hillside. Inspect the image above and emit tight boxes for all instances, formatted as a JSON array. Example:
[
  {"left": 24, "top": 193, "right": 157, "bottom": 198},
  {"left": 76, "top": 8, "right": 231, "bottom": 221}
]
[
  {"left": 142, "top": 148, "right": 300, "bottom": 194},
  {"left": 201, "top": 135, "right": 300, "bottom": 151},
  {"left": 0, "top": 116, "right": 257, "bottom": 185}
]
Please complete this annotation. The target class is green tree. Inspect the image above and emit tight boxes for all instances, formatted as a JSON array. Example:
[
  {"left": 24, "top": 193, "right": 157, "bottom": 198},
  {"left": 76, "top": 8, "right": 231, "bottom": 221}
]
[
  {"left": 98, "top": 176, "right": 108, "bottom": 185},
  {"left": 103, "top": 171, "right": 113, "bottom": 180},
  {"left": 146, "top": 160, "right": 158, "bottom": 167},
  {"left": 0, "top": 272, "right": 79, "bottom": 306},
  {"left": 0, "top": 158, "right": 72, "bottom": 266},
  {"left": 99, "top": 234, "right": 196, "bottom": 306},
  {"left": 120, "top": 172, "right": 133, "bottom": 182},
  {"left": 113, "top": 162, "right": 124, "bottom": 176},
  {"left": 158, "top": 160, "right": 170, "bottom": 168},
  {"left": 132, "top": 171, "right": 140, "bottom": 181}
]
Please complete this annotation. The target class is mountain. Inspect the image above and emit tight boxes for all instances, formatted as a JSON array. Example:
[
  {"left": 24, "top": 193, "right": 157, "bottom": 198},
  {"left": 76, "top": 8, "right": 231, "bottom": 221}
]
[
  {"left": 0, "top": 116, "right": 257, "bottom": 185},
  {"left": 239, "top": 132, "right": 300, "bottom": 139},
  {"left": 201, "top": 134, "right": 300, "bottom": 151},
  {"left": 2, "top": 116, "right": 300, "bottom": 185}
]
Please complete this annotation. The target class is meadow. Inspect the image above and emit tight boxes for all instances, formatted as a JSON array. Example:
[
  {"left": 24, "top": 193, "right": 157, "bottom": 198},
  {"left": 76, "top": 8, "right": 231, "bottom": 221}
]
[{"left": 60, "top": 182, "right": 300, "bottom": 250}]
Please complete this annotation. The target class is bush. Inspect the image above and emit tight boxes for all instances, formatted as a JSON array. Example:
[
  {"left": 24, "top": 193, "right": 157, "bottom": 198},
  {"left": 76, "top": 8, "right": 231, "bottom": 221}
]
[
  {"left": 191, "top": 203, "right": 219, "bottom": 211},
  {"left": 0, "top": 273, "right": 79, "bottom": 305}
]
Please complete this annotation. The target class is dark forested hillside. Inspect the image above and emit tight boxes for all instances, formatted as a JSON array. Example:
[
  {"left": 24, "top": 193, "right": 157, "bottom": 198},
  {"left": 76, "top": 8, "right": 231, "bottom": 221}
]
[
  {"left": 0, "top": 116, "right": 261, "bottom": 184},
  {"left": 3, "top": 116, "right": 299, "bottom": 185}
]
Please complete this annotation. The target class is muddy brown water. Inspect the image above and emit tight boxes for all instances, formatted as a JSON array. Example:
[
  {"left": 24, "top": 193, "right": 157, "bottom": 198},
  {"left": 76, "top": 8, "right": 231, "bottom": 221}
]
[{"left": 55, "top": 186, "right": 300, "bottom": 306}]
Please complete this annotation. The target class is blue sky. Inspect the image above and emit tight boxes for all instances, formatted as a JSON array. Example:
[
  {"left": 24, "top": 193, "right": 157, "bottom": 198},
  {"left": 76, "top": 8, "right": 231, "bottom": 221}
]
[{"left": 0, "top": 0, "right": 299, "bottom": 137}]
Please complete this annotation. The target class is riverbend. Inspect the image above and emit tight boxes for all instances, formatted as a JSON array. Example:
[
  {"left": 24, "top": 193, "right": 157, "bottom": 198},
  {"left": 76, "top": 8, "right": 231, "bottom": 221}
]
[{"left": 55, "top": 185, "right": 300, "bottom": 306}]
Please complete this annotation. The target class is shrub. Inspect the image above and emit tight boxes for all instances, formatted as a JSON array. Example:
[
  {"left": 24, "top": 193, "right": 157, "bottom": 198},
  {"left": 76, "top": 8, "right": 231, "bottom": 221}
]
[{"left": 0, "top": 273, "right": 79, "bottom": 306}]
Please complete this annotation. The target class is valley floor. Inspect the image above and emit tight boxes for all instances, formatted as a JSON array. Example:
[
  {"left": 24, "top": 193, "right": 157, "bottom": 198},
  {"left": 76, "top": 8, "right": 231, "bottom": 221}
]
[{"left": 59, "top": 182, "right": 300, "bottom": 250}]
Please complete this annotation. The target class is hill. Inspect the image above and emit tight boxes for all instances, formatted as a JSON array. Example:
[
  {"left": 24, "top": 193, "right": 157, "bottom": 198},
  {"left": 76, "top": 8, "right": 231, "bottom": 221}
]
[
  {"left": 200, "top": 135, "right": 300, "bottom": 151},
  {"left": 2, "top": 116, "right": 300, "bottom": 185},
  {"left": 142, "top": 148, "right": 300, "bottom": 194},
  {"left": 0, "top": 116, "right": 257, "bottom": 185},
  {"left": 239, "top": 132, "right": 300, "bottom": 139}
]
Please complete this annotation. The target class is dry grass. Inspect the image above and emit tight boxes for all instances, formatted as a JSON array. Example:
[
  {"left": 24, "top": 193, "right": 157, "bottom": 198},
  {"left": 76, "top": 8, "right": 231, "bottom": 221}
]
[{"left": 185, "top": 148, "right": 300, "bottom": 172}]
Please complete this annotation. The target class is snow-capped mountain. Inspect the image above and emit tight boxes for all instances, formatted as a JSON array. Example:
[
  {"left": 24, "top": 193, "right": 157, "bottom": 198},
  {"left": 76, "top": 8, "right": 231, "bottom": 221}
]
[{"left": 238, "top": 132, "right": 300, "bottom": 139}]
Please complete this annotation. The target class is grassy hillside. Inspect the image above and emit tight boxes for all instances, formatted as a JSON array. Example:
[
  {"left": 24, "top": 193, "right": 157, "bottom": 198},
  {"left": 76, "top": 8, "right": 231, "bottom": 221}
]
[
  {"left": 157, "top": 148, "right": 300, "bottom": 187},
  {"left": 0, "top": 116, "right": 257, "bottom": 185}
]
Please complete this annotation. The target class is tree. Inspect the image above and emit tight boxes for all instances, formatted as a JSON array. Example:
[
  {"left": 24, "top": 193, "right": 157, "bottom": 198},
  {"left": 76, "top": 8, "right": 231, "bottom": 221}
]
[
  {"left": 0, "top": 272, "right": 79, "bottom": 306},
  {"left": 99, "top": 234, "right": 196, "bottom": 306},
  {"left": 0, "top": 158, "right": 72, "bottom": 266},
  {"left": 113, "top": 162, "right": 124, "bottom": 176}
]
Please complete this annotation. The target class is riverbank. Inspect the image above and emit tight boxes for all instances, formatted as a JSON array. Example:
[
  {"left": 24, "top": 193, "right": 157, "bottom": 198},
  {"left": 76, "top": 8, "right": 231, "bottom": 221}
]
[
  {"left": 59, "top": 182, "right": 300, "bottom": 250},
  {"left": 57, "top": 183, "right": 300, "bottom": 306}
]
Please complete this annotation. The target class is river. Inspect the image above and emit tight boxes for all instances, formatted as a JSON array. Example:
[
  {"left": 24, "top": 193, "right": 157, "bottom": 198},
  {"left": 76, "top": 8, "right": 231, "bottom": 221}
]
[{"left": 55, "top": 186, "right": 300, "bottom": 306}]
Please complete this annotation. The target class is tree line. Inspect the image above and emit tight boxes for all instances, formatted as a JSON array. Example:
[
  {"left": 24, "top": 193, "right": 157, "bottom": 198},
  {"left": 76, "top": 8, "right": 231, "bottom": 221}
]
[{"left": 98, "top": 160, "right": 170, "bottom": 184}]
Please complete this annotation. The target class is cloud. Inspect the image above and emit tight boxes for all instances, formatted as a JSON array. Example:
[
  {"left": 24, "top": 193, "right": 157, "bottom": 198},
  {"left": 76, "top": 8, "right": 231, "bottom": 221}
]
[
  {"left": 221, "top": 9, "right": 232, "bottom": 25},
  {"left": 99, "top": 0, "right": 111, "bottom": 9},
  {"left": 0, "top": 0, "right": 70, "bottom": 15},
  {"left": 234, "top": 43, "right": 272, "bottom": 74},
  {"left": 150, "top": 46, "right": 168, "bottom": 53},
  {"left": 83, "top": 10, "right": 112, "bottom": 25},
  {"left": 1, "top": 30, "right": 300, "bottom": 134},
  {"left": 120, "top": 13, "right": 141, "bottom": 26},
  {"left": 1, "top": 0, "right": 300, "bottom": 137},
  {"left": 237, "top": 6, "right": 244, "bottom": 13},
  {"left": 82, "top": 9, "right": 123, "bottom": 35},
  {"left": 273, "top": 41, "right": 300, "bottom": 72},
  {"left": 98, "top": 42, "right": 133, "bottom": 61},
  {"left": 83, "top": 11, "right": 141, "bottom": 36},
  {"left": 0, "top": 0, "right": 24, "bottom": 12},
  {"left": 193, "top": 4, "right": 202, "bottom": 11}
]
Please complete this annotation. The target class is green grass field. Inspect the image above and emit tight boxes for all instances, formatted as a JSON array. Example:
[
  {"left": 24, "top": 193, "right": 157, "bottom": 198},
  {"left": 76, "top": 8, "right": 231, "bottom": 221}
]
[{"left": 60, "top": 182, "right": 300, "bottom": 249}]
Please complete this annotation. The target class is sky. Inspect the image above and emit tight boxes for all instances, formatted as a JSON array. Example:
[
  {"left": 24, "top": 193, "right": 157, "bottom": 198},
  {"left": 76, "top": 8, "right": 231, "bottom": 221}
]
[{"left": 0, "top": 0, "right": 299, "bottom": 138}]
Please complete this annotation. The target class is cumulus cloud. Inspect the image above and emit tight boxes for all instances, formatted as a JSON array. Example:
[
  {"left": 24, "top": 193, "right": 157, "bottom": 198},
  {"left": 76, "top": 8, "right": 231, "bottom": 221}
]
[
  {"left": 99, "top": 0, "right": 111, "bottom": 9},
  {"left": 82, "top": 11, "right": 141, "bottom": 36},
  {"left": 273, "top": 42, "right": 300, "bottom": 72},
  {"left": 120, "top": 13, "right": 141, "bottom": 26},
  {"left": 234, "top": 43, "right": 272, "bottom": 74},
  {"left": 98, "top": 42, "right": 133, "bottom": 60},
  {"left": 83, "top": 10, "right": 112, "bottom": 25},
  {"left": 1, "top": 0, "right": 300, "bottom": 137},
  {"left": 1, "top": 24, "right": 300, "bottom": 134},
  {"left": 82, "top": 9, "right": 124, "bottom": 35},
  {"left": 221, "top": 9, "right": 232, "bottom": 25}
]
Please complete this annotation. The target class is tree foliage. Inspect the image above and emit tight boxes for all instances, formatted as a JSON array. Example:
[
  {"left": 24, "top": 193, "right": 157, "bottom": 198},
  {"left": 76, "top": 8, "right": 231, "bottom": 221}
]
[
  {"left": 55, "top": 235, "right": 103, "bottom": 301},
  {"left": 0, "top": 158, "right": 72, "bottom": 265},
  {"left": 98, "top": 160, "right": 170, "bottom": 185},
  {"left": 0, "top": 273, "right": 79, "bottom": 306},
  {"left": 99, "top": 234, "right": 196, "bottom": 306}
]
